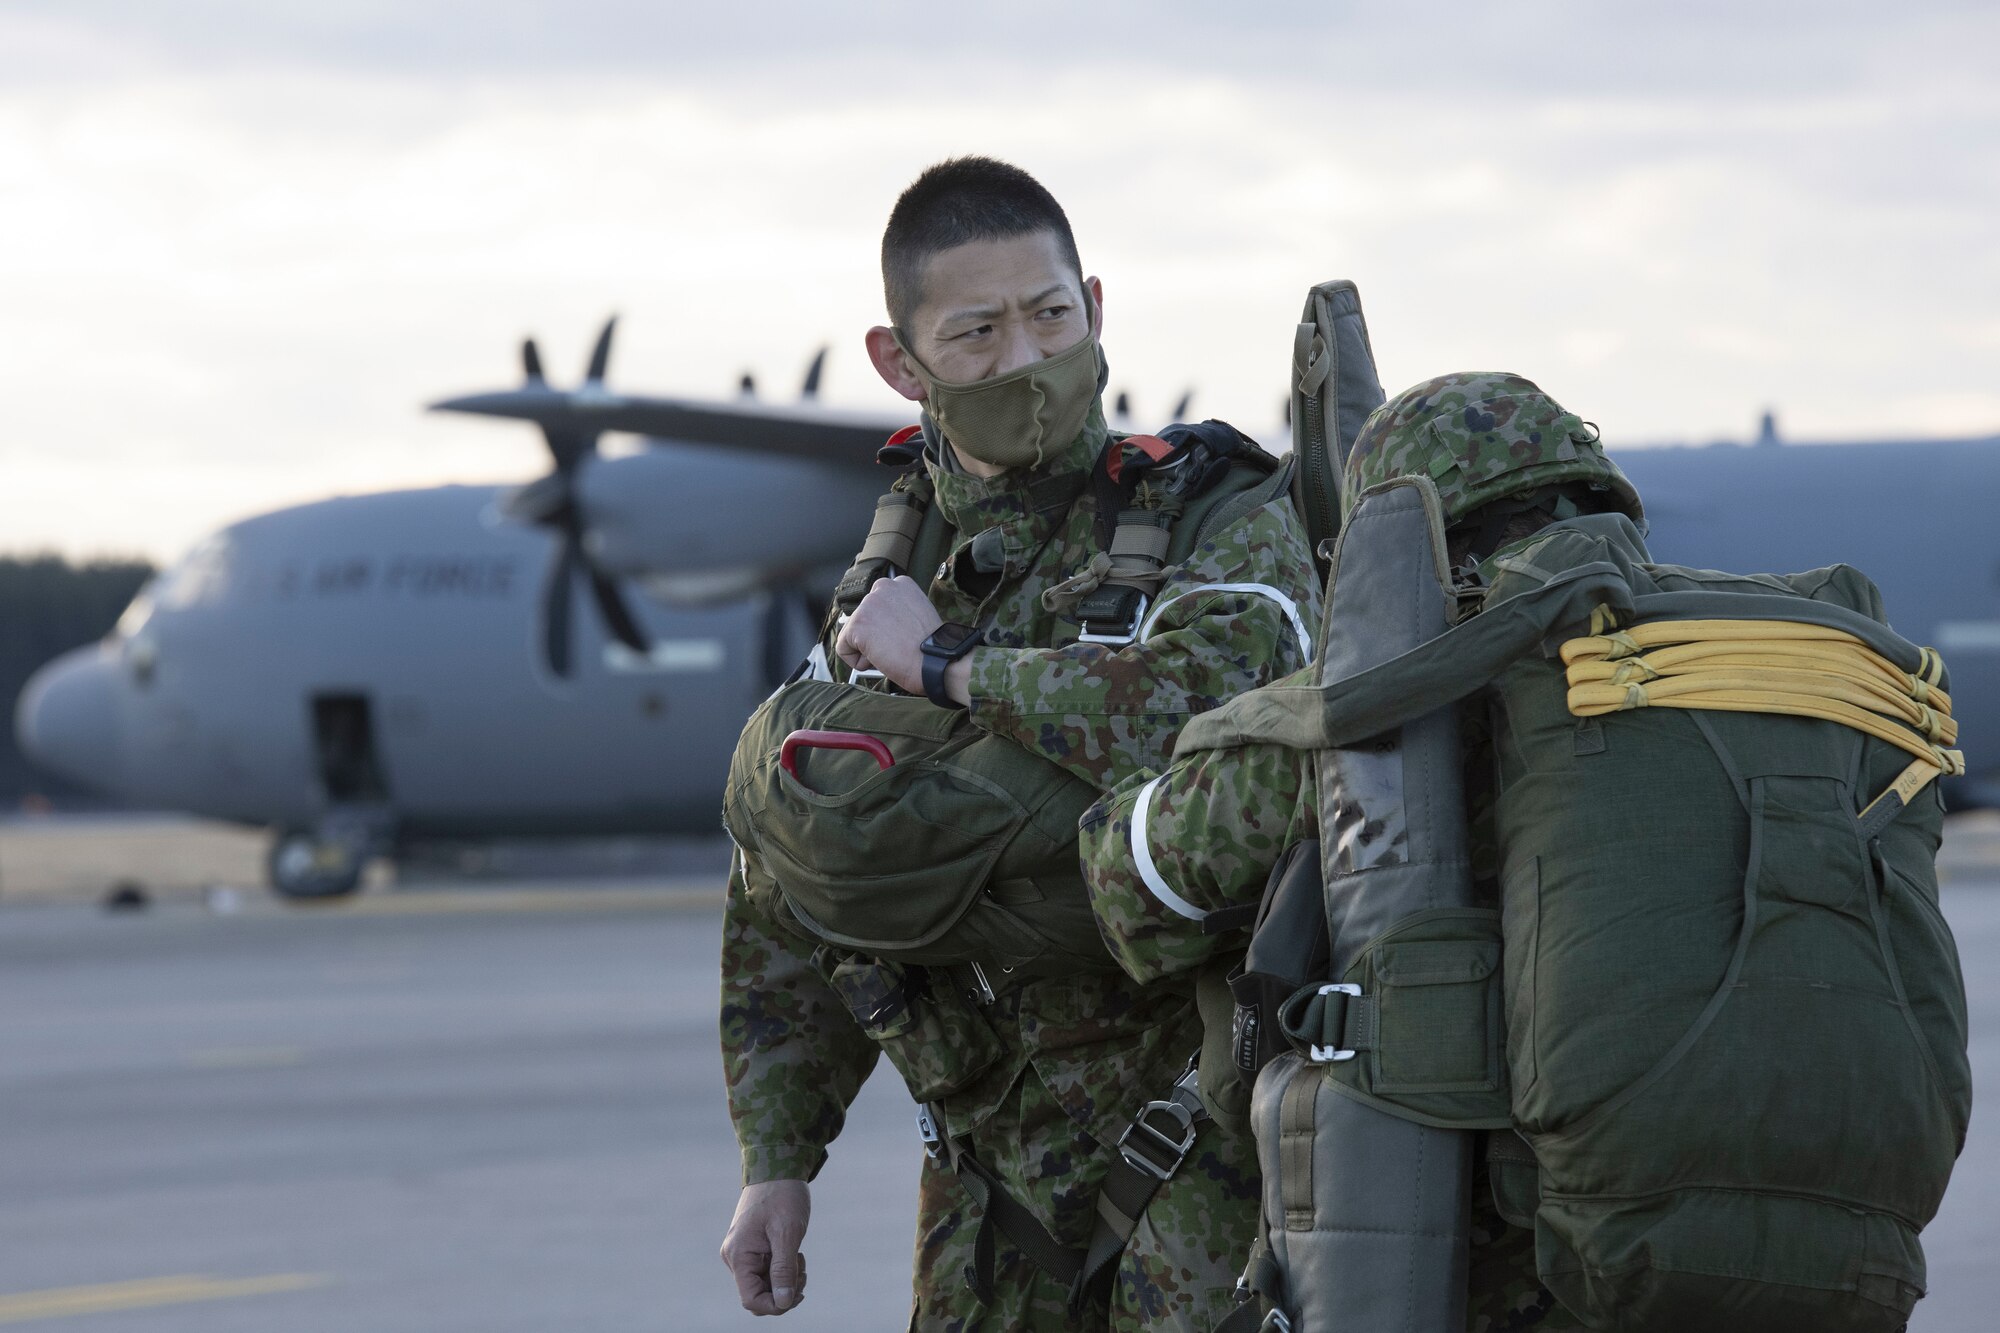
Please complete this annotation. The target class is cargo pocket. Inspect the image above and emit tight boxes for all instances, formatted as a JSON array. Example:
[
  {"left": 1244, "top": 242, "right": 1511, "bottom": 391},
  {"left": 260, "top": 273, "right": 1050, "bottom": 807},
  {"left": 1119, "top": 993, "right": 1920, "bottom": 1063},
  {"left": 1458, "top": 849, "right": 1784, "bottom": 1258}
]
[
  {"left": 1370, "top": 923, "right": 1504, "bottom": 1095},
  {"left": 1323, "top": 908, "right": 1511, "bottom": 1128},
  {"left": 1751, "top": 774, "right": 1872, "bottom": 919},
  {"left": 826, "top": 957, "right": 1004, "bottom": 1103}
]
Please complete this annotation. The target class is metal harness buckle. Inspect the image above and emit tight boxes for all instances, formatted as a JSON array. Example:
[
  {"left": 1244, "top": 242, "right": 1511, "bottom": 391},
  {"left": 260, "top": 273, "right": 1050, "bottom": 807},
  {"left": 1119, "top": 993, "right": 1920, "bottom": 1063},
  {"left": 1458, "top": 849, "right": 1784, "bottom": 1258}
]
[
  {"left": 1117, "top": 1063, "right": 1203, "bottom": 1181},
  {"left": 916, "top": 1104, "right": 942, "bottom": 1160},
  {"left": 1308, "top": 982, "right": 1362, "bottom": 1063},
  {"left": 1077, "top": 594, "right": 1148, "bottom": 647},
  {"left": 1258, "top": 1308, "right": 1293, "bottom": 1333}
]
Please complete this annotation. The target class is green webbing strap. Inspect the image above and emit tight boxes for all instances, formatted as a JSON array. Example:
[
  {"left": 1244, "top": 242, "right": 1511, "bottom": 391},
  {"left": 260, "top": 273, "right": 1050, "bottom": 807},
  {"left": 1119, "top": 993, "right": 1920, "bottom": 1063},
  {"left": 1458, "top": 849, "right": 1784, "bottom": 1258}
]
[
  {"left": 1213, "top": 1227, "right": 1290, "bottom": 1333},
  {"left": 927, "top": 1059, "right": 1208, "bottom": 1313},
  {"left": 943, "top": 1140, "right": 1083, "bottom": 1304},
  {"left": 834, "top": 474, "right": 937, "bottom": 614},
  {"left": 1175, "top": 555, "right": 1634, "bottom": 757},
  {"left": 1278, "top": 1068, "right": 1321, "bottom": 1232},
  {"left": 1277, "top": 983, "right": 1380, "bottom": 1060},
  {"left": 1068, "top": 1060, "right": 1208, "bottom": 1313}
]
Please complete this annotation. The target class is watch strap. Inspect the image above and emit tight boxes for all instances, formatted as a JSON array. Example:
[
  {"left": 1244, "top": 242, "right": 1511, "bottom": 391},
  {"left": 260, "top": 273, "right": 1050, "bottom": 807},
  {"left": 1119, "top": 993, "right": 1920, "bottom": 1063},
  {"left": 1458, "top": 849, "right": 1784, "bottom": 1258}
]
[{"left": 921, "top": 624, "right": 978, "bottom": 708}]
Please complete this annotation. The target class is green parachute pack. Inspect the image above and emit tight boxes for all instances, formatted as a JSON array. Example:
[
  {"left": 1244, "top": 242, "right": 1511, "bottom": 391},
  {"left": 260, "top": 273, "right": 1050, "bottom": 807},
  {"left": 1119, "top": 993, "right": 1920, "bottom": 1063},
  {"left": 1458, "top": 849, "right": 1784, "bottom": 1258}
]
[
  {"left": 725, "top": 677, "right": 1109, "bottom": 975},
  {"left": 725, "top": 417, "right": 1294, "bottom": 974},
  {"left": 1186, "top": 369, "right": 1971, "bottom": 1332}
]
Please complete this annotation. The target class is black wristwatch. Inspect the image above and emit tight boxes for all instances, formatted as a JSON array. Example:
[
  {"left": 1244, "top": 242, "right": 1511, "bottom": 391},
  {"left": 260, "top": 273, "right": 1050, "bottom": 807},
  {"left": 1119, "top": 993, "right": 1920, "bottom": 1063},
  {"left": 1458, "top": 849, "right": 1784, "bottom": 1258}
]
[{"left": 919, "top": 621, "right": 982, "bottom": 708}]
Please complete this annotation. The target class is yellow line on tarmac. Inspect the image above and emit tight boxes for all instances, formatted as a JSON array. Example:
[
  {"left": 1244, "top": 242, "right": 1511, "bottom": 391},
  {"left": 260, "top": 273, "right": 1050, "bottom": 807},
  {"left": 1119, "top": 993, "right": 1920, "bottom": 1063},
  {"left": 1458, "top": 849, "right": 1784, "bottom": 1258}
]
[{"left": 0, "top": 1273, "right": 328, "bottom": 1324}]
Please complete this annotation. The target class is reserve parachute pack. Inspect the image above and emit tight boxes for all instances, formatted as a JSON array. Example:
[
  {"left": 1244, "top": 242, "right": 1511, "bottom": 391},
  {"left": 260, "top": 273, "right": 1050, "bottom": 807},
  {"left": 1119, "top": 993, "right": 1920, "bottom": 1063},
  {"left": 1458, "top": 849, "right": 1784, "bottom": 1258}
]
[
  {"left": 725, "top": 677, "right": 1109, "bottom": 974},
  {"left": 1186, "top": 476, "right": 1971, "bottom": 1332},
  {"left": 729, "top": 417, "right": 1293, "bottom": 974}
]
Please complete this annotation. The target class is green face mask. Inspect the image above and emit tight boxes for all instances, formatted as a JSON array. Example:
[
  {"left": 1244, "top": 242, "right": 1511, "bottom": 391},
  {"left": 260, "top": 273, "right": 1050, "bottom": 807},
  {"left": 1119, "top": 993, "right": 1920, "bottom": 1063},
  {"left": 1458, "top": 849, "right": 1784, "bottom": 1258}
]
[{"left": 893, "top": 326, "right": 1106, "bottom": 471}]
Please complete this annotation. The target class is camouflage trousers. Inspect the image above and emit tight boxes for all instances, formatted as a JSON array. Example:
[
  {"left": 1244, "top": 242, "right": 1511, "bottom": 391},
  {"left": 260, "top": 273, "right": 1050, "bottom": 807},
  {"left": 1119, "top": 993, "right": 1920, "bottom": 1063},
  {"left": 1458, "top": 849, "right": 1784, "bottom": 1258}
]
[{"left": 907, "top": 1068, "right": 1260, "bottom": 1332}]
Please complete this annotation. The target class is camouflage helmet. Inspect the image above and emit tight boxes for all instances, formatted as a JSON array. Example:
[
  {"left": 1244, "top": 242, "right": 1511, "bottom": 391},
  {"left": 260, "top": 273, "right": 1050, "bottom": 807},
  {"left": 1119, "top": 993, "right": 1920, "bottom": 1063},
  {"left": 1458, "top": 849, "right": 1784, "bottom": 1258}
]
[{"left": 1342, "top": 371, "right": 1643, "bottom": 526}]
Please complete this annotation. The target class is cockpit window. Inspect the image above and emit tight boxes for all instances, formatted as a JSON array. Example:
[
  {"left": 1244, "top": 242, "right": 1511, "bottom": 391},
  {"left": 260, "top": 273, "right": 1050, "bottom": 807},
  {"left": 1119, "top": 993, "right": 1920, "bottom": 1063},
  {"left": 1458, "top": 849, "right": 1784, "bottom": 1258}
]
[
  {"left": 113, "top": 589, "right": 155, "bottom": 639},
  {"left": 117, "top": 533, "right": 234, "bottom": 636},
  {"left": 155, "top": 535, "right": 234, "bottom": 610}
]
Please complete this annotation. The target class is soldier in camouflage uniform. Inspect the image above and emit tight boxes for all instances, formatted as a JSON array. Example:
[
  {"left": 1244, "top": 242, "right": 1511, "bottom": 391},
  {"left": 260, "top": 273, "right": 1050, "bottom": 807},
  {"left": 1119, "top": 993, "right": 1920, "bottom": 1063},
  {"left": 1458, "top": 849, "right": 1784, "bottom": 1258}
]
[
  {"left": 717, "top": 157, "right": 1322, "bottom": 1330},
  {"left": 1078, "top": 371, "right": 1647, "bottom": 1331}
]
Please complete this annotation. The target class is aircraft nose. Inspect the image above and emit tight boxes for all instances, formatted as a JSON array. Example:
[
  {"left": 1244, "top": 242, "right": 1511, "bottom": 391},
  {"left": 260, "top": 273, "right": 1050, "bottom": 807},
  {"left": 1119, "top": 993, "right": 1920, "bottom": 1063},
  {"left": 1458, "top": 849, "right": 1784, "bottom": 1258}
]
[{"left": 14, "top": 647, "right": 121, "bottom": 790}]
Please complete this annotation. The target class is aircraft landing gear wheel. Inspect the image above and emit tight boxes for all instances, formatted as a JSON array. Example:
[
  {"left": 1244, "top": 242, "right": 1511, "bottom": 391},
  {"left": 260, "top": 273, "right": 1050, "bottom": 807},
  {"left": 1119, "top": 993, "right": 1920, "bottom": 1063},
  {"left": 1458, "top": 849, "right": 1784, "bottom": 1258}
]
[{"left": 267, "top": 829, "right": 365, "bottom": 900}]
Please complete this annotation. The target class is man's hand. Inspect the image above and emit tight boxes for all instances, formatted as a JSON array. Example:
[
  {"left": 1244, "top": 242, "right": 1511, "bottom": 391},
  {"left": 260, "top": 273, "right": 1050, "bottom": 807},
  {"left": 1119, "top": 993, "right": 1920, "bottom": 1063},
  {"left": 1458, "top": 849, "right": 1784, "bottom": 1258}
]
[
  {"left": 834, "top": 575, "right": 945, "bottom": 696},
  {"left": 721, "top": 1179, "right": 811, "bottom": 1315}
]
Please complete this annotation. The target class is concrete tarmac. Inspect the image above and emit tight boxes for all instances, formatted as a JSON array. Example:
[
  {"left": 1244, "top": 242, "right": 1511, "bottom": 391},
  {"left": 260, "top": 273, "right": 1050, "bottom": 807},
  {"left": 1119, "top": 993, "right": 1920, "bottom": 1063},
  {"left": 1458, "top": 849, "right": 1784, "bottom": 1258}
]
[
  {"left": 0, "top": 871, "right": 1994, "bottom": 1331},
  {"left": 0, "top": 887, "right": 919, "bottom": 1332}
]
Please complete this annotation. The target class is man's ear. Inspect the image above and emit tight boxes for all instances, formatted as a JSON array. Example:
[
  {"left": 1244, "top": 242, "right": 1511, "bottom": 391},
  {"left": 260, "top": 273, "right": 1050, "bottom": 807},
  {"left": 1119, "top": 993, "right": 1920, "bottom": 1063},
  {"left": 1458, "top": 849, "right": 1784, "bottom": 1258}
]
[
  {"left": 865, "top": 326, "right": 927, "bottom": 402},
  {"left": 1085, "top": 276, "right": 1104, "bottom": 338}
]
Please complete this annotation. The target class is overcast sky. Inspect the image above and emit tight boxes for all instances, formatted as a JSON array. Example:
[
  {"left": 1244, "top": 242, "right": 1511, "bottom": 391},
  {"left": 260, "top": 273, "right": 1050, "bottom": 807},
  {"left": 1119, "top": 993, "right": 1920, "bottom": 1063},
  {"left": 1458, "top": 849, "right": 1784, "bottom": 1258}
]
[{"left": 3, "top": 1, "right": 1995, "bottom": 562}]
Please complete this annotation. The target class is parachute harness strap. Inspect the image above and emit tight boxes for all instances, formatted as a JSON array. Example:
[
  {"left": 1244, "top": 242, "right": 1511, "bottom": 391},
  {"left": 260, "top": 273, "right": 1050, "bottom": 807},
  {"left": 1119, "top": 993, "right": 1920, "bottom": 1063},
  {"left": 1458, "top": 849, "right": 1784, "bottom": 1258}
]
[{"left": 1564, "top": 609, "right": 1966, "bottom": 831}]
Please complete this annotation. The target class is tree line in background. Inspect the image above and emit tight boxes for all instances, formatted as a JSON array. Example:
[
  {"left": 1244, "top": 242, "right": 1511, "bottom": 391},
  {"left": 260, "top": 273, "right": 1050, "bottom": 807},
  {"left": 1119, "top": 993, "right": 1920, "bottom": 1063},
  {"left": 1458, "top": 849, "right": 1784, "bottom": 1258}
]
[{"left": 0, "top": 555, "right": 155, "bottom": 806}]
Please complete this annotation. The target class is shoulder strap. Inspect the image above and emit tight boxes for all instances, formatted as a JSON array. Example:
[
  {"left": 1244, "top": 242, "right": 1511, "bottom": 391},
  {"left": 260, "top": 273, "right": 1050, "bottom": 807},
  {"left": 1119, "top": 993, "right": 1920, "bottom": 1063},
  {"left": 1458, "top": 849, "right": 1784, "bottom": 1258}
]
[
  {"left": 831, "top": 471, "right": 944, "bottom": 616},
  {"left": 1066, "top": 421, "right": 1291, "bottom": 644}
]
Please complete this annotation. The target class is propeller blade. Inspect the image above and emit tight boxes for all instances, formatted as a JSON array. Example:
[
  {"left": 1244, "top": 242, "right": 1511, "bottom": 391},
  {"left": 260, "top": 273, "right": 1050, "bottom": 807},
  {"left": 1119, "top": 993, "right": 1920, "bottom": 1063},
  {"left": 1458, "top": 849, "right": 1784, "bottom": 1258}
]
[
  {"left": 584, "top": 316, "right": 617, "bottom": 385},
  {"left": 801, "top": 346, "right": 828, "bottom": 400},
  {"left": 541, "top": 422, "right": 594, "bottom": 474},
  {"left": 544, "top": 539, "right": 578, "bottom": 678},
  {"left": 522, "top": 338, "right": 545, "bottom": 384},
  {"left": 586, "top": 566, "right": 650, "bottom": 656},
  {"left": 498, "top": 472, "right": 570, "bottom": 525},
  {"left": 1171, "top": 389, "right": 1194, "bottom": 420}
]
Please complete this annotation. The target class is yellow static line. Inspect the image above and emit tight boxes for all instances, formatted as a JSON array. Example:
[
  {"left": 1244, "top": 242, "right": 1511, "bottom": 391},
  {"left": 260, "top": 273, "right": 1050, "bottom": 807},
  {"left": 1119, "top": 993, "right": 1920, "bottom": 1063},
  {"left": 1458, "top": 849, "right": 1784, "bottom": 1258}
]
[{"left": 0, "top": 1274, "right": 328, "bottom": 1324}]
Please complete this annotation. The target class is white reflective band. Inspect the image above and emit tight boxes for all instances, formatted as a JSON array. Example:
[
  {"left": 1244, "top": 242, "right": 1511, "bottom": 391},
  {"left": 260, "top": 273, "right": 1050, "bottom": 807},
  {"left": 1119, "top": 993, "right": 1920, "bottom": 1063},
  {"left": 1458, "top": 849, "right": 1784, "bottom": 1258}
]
[
  {"left": 1129, "top": 774, "right": 1208, "bottom": 922},
  {"left": 1139, "top": 582, "right": 1314, "bottom": 662}
]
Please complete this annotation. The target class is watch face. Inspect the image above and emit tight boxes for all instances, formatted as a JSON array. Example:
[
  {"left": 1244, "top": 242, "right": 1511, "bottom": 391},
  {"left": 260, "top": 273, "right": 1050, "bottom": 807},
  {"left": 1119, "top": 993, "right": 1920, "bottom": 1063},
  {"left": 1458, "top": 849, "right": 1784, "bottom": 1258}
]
[{"left": 927, "top": 622, "right": 981, "bottom": 656}]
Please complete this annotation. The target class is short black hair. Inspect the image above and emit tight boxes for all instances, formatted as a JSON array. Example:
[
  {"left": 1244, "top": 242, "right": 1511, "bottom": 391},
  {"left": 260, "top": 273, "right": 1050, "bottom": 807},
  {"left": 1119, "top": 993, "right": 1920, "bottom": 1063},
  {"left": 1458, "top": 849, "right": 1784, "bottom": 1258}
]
[{"left": 881, "top": 156, "right": 1083, "bottom": 329}]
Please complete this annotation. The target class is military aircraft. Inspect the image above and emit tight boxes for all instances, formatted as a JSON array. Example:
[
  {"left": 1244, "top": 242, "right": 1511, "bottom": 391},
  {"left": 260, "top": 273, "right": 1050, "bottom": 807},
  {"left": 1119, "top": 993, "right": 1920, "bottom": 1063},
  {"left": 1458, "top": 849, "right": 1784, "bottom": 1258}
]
[
  {"left": 15, "top": 320, "right": 2000, "bottom": 897},
  {"left": 14, "top": 322, "right": 904, "bottom": 896}
]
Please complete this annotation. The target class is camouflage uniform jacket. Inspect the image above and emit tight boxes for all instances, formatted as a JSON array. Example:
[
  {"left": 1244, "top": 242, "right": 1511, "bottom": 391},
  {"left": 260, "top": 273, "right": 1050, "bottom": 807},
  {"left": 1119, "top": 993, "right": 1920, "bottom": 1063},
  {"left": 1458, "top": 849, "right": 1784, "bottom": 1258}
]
[
  {"left": 1078, "top": 667, "right": 1320, "bottom": 985},
  {"left": 720, "top": 418, "right": 1322, "bottom": 1190}
]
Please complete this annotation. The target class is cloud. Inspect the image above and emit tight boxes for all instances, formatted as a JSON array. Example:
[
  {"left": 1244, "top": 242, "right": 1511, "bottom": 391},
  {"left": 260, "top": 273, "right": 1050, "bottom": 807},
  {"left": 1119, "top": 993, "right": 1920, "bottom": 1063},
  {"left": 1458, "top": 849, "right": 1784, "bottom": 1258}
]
[{"left": 0, "top": 3, "right": 1995, "bottom": 558}]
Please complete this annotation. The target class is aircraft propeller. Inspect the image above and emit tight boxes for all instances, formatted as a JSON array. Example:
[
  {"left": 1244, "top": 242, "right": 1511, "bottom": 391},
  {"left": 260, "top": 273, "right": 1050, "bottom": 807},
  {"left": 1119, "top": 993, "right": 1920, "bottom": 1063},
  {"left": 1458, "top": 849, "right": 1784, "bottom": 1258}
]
[
  {"left": 496, "top": 318, "right": 651, "bottom": 679},
  {"left": 801, "top": 346, "right": 828, "bottom": 401}
]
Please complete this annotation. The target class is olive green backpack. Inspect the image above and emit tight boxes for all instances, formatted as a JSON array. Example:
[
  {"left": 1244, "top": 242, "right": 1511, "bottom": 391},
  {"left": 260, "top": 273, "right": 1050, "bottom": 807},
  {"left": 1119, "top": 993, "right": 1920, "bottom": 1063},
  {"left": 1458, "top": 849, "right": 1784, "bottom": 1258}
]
[{"left": 1184, "top": 488, "right": 1972, "bottom": 1332}]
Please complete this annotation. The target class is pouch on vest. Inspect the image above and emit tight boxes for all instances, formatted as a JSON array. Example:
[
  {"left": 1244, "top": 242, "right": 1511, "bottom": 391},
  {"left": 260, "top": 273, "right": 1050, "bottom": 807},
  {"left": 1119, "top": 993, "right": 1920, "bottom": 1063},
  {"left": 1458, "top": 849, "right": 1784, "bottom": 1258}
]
[
  {"left": 823, "top": 952, "right": 1006, "bottom": 1103},
  {"left": 725, "top": 679, "right": 1115, "bottom": 974}
]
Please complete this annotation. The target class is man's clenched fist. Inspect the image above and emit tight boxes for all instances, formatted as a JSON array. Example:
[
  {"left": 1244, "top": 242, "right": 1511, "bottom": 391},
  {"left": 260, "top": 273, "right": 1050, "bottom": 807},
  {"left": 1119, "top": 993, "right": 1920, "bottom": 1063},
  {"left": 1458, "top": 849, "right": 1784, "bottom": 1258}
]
[{"left": 721, "top": 1179, "right": 811, "bottom": 1316}]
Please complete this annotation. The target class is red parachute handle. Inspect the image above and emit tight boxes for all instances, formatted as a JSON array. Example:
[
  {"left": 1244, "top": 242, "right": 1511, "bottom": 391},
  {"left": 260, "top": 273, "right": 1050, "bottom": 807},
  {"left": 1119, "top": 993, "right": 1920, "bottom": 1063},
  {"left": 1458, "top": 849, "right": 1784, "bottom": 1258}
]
[{"left": 779, "top": 729, "right": 896, "bottom": 786}]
